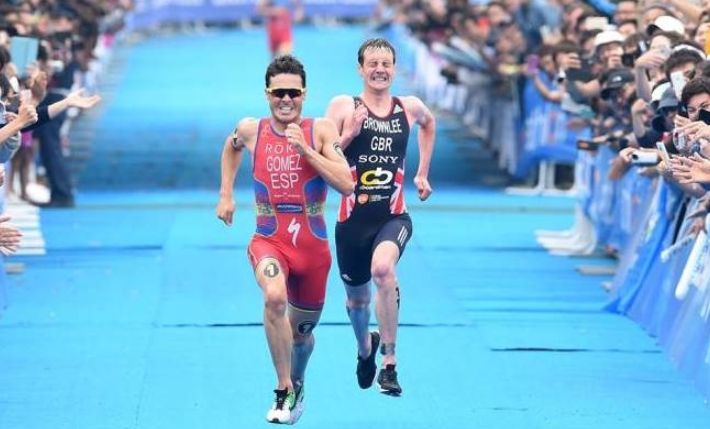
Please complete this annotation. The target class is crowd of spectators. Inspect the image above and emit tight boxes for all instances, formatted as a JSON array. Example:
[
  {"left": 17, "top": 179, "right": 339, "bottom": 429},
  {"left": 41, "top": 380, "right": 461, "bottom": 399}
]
[
  {"left": 0, "top": 0, "right": 132, "bottom": 211},
  {"left": 0, "top": 0, "right": 131, "bottom": 293},
  {"left": 379, "top": 0, "right": 710, "bottom": 399}
]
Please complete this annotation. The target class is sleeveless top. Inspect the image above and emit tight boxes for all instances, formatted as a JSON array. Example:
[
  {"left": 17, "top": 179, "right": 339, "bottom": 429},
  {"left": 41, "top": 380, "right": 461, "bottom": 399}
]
[
  {"left": 338, "top": 96, "right": 410, "bottom": 224},
  {"left": 252, "top": 118, "right": 328, "bottom": 246}
]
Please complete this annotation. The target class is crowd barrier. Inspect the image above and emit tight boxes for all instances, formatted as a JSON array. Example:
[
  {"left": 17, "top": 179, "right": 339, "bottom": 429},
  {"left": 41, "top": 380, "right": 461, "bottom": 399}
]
[{"left": 387, "top": 24, "right": 710, "bottom": 400}]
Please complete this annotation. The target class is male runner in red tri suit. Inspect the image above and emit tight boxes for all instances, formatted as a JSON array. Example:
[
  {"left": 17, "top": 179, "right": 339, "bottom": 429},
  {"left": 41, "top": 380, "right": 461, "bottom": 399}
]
[
  {"left": 257, "top": 0, "right": 304, "bottom": 57},
  {"left": 216, "top": 55, "right": 354, "bottom": 424}
]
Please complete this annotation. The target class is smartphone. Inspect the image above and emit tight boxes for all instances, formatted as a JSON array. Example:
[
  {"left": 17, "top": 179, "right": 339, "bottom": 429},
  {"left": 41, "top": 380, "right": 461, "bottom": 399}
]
[
  {"left": 526, "top": 54, "right": 539, "bottom": 74},
  {"left": 670, "top": 70, "right": 687, "bottom": 100},
  {"left": 19, "top": 89, "right": 31, "bottom": 103},
  {"left": 6, "top": 95, "right": 19, "bottom": 114},
  {"left": 657, "top": 141, "right": 671, "bottom": 164},
  {"left": 705, "top": 27, "right": 710, "bottom": 55},
  {"left": 622, "top": 52, "right": 637, "bottom": 68},
  {"left": 567, "top": 57, "right": 595, "bottom": 82},
  {"left": 656, "top": 45, "right": 672, "bottom": 60},
  {"left": 0, "top": 102, "right": 5, "bottom": 125},
  {"left": 700, "top": 109, "right": 710, "bottom": 125},
  {"left": 9, "top": 36, "right": 39, "bottom": 78}
]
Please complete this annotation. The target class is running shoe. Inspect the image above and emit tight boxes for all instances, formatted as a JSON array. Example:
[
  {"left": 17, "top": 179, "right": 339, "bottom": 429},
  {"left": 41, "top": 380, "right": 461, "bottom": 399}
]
[
  {"left": 377, "top": 364, "right": 402, "bottom": 396},
  {"left": 266, "top": 388, "right": 296, "bottom": 424},
  {"left": 288, "top": 383, "right": 305, "bottom": 425},
  {"left": 356, "top": 331, "right": 380, "bottom": 389}
]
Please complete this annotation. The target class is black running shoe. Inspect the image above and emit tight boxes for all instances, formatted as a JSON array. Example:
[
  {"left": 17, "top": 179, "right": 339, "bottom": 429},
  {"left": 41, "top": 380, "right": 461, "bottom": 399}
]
[
  {"left": 356, "top": 331, "right": 380, "bottom": 389},
  {"left": 377, "top": 364, "right": 402, "bottom": 396}
]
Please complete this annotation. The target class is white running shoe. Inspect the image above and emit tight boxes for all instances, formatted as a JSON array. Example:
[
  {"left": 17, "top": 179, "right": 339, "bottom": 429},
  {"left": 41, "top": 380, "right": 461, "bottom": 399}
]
[{"left": 266, "top": 389, "right": 295, "bottom": 424}]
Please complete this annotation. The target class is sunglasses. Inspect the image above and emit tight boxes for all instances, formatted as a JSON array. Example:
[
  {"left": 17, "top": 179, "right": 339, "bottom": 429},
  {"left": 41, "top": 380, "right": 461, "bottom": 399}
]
[
  {"left": 685, "top": 101, "right": 710, "bottom": 117},
  {"left": 266, "top": 87, "right": 305, "bottom": 98}
]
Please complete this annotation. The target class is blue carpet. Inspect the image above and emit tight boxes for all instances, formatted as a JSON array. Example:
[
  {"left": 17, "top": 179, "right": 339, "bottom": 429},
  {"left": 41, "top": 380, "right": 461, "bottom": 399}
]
[{"left": 1, "top": 25, "right": 709, "bottom": 429}]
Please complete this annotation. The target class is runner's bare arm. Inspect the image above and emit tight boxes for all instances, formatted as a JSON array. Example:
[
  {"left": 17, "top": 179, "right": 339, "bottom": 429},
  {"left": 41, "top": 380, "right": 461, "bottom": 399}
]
[
  {"left": 403, "top": 96, "right": 436, "bottom": 200},
  {"left": 217, "top": 118, "right": 257, "bottom": 225}
]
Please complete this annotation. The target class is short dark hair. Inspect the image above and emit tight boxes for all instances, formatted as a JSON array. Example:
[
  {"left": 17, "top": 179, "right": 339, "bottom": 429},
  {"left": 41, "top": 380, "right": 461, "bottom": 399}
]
[
  {"left": 622, "top": 32, "right": 645, "bottom": 50},
  {"left": 554, "top": 40, "right": 579, "bottom": 56},
  {"left": 665, "top": 48, "right": 704, "bottom": 80},
  {"left": 579, "top": 29, "right": 602, "bottom": 49},
  {"left": 536, "top": 44, "right": 555, "bottom": 58},
  {"left": 357, "top": 38, "right": 396, "bottom": 66},
  {"left": 681, "top": 77, "right": 710, "bottom": 106},
  {"left": 265, "top": 54, "right": 306, "bottom": 88},
  {"left": 650, "top": 30, "right": 684, "bottom": 47}
]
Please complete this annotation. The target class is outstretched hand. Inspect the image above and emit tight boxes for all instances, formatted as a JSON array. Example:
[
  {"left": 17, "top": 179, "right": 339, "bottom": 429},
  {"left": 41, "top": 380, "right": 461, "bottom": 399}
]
[
  {"left": 65, "top": 89, "right": 101, "bottom": 110},
  {"left": 0, "top": 216, "right": 22, "bottom": 255},
  {"left": 671, "top": 153, "right": 710, "bottom": 184}
]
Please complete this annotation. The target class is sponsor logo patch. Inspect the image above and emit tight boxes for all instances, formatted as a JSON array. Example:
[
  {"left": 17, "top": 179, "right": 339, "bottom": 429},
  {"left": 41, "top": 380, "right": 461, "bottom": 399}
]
[{"left": 276, "top": 203, "right": 304, "bottom": 213}]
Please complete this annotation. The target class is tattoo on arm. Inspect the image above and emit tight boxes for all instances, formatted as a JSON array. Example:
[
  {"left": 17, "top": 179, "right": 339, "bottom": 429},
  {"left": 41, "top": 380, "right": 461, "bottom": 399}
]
[
  {"left": 231, "top": 130, "right": 245, "bottom": 151},
  {"left": 333, "top": 141, "right": 345, "bottom": 159}
]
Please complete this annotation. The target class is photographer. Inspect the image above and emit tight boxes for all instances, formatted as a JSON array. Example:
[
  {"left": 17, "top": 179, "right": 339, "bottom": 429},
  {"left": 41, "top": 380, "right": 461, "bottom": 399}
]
[
  {"left": 628, "top": 83, "right": 676, "bottom": 150},
  {"left": 669, "top": 77, "right": 710, "bottom": 188},
  {"left": 559, "top": 29, "right": 626, "bottom": 100}
]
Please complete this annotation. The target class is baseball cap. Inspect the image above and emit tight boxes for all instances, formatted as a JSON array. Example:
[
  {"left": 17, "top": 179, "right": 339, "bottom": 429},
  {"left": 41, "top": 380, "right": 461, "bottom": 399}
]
[
  {"left": 600, "top": 68, "right": 635, "bottom": 100},
  {"left": 594, "top": 29, "right": 625, "bottom": 50},
  {"left": 646, "top": 16, "right": 685, "bottom": 36},
  {"left": 650, "top": 81, "right": 671, "bottom": 110},
  {"left": 657, "top": 87, "right": 679, "bottom": 111}
]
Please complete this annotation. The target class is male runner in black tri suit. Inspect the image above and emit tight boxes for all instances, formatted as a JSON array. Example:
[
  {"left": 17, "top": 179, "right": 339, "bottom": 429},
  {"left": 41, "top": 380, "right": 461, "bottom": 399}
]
[{"left": 326, "top": 38, "right": 436, "bottom": 396}]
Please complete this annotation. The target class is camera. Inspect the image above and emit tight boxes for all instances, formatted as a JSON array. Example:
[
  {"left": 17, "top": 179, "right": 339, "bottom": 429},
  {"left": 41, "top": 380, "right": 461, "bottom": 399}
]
[
  {"left": 631, "top": 151, "right": 659, "bottom": 166},
  {"left": 567, "top": 54, "right": 596, "bottom": 82},
  {"left": 605, "top": 130, "right": 629, "bottom": 151}
]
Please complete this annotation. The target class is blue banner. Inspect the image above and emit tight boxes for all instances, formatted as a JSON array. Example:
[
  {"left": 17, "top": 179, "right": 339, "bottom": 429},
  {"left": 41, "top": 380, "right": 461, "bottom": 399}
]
[{"left": 131, "top": 0, "right": 378, "bottom": 29}]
